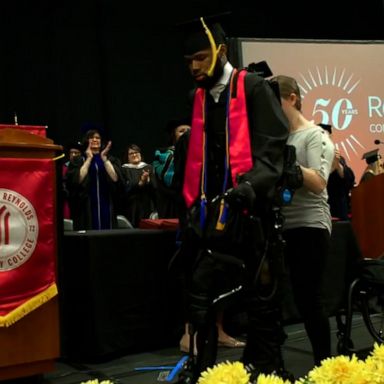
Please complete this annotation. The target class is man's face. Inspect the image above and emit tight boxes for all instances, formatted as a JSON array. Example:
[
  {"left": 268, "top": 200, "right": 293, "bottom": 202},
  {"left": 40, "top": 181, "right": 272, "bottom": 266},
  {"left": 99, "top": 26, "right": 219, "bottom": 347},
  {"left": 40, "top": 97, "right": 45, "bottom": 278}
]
[
  {"left": 69, "top": 148, "right": 81, "bottom": 161},
  {"left": 174, "top": 125, "right": 191, "bottom": 142},
  {"left": 184, "top": 48, "right": 224, "bottom": 89}
]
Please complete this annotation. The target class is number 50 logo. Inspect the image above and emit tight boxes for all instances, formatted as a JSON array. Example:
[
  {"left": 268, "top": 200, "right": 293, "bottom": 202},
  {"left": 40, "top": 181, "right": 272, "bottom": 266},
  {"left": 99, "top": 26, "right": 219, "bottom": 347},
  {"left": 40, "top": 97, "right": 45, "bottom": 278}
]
[
  {"left": 312, "top": 97, "right": 358, "bottom": 131},
  {"left": 298, "top": 66, "right": 366, "bottom": 164}
]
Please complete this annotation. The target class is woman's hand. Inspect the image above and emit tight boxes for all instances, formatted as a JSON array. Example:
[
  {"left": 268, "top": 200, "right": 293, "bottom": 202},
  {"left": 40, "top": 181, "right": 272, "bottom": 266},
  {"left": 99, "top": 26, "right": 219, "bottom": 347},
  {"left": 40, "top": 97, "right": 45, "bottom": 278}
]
[
  {"left": 139, "top": 169, "right": 150, "bottom": 186},
  {"left": 101, "top": 141, "right": 112, "bottom": 162},
  {"left": 85, "top": 142, "right": 93, "bottom": 160}
]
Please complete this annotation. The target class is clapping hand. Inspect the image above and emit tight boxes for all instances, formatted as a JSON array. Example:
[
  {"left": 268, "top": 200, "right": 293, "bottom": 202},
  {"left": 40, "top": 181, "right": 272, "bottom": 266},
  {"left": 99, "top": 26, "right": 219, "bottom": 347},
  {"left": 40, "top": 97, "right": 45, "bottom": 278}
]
[
  {"left": 101, "top": 141, "right": 112, "bottom": 162},
  {"left": 85, "top": 142, "right": 93, "bottom": 160},
  {"left": 139, "top": 168, "right": 150, "bottom": 185}
]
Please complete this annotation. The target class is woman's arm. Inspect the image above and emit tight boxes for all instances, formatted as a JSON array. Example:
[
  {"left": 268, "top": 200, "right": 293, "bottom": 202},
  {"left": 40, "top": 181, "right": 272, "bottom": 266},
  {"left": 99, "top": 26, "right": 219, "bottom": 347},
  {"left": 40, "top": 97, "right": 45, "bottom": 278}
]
[{"left": 101, "top": 141, "right": 118, "bottom": 182}]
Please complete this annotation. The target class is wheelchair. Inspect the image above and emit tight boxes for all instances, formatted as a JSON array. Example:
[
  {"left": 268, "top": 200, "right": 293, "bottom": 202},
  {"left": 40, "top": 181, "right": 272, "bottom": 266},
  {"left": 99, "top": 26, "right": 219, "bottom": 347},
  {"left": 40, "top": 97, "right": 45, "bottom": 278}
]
[{"left": 336, "top": 257, "right": 384, "bottom": 356}]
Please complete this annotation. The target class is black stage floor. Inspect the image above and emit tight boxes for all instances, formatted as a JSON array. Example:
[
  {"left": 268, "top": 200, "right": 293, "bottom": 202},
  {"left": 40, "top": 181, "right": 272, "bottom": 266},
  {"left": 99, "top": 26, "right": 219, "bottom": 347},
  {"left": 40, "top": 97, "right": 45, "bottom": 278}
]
[{"left": 31, "top": 315, "right": 376, "bottom": 384}]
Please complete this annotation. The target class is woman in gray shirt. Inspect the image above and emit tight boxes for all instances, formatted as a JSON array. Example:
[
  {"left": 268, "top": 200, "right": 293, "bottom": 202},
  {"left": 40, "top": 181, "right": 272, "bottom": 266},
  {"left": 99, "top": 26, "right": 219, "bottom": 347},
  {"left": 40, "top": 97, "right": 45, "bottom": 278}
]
[{"left": 272, "top": 75, "right": 335, "bottom": 366}]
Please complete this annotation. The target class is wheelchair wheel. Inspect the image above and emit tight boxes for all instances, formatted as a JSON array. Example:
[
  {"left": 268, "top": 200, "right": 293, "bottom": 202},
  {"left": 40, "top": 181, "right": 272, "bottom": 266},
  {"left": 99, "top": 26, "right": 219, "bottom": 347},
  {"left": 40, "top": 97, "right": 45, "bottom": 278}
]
[{"left": 359, "top": 285, "right": 384, "bottom": 343}]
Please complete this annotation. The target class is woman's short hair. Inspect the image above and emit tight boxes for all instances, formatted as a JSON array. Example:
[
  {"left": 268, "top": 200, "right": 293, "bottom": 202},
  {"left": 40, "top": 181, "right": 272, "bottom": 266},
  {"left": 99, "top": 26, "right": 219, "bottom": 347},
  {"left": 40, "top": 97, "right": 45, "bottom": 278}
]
[{"left": 272, "top": 75, "right": 302, "bottom": 112}]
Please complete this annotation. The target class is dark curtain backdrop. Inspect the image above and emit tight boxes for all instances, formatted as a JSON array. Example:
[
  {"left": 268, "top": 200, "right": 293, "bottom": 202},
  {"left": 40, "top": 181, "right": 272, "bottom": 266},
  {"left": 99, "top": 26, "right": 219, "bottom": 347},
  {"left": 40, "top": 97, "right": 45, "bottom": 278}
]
[{"left": 0, "top": 0, "right": 383, "bottom": 162}]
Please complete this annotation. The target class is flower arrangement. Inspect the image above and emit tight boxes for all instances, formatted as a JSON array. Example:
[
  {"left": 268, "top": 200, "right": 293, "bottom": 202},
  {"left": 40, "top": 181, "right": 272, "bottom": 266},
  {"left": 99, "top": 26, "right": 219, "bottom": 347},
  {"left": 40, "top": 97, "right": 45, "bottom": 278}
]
[
  {"left": 196, "top": 343, "right": 384, "bottom": 384},
  {"left": 77, "top": 344, "right": 384, "bottom": 384}
]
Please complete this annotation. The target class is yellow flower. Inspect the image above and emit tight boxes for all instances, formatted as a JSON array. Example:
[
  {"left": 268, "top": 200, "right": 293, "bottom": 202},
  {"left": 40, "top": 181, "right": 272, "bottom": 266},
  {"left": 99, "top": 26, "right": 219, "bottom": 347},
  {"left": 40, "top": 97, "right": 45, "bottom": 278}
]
[
  {"left": 80, "top": 380, "right": 114, "bottom": 384},
  {"left": 293, "top": 378, "right": 312, "bottom": 384},
  {"left": 307, "top": 354, "right": 365, "bottom": 383},
  {"left": 256, "top": 373, "right": 292, "bottom": 384},
  {"left": 364, "top": 343, "right": 384, "bottom": 383},
  {"left": 198, "top": 361, "right": 250, "bottom": 384},
  {"left": 367, "top": 342, "right": 384, "bottom": 362},
  {"left": 187, "top": 345, "right": 384, "bottom": 384}
]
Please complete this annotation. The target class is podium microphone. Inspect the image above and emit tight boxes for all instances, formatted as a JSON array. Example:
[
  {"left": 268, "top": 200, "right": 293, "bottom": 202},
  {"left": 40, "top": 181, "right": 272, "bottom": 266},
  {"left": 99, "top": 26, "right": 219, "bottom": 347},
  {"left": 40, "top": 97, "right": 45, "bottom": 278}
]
[{"left": 374, "top": 139, "right": 384, "bottom": 145}]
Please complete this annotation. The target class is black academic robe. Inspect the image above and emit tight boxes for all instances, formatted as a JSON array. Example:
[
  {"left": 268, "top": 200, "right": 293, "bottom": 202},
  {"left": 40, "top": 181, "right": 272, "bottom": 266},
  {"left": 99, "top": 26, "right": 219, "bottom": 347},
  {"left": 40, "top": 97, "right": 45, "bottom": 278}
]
[
  {"left": 120, "top": 163, "right": 157, "bottom": 227},
  {"left": 327, "top": 156, "right": 355, "bottom": 220},
  {"left": 176, "top": 71, "right": 289, "bottom": 235},
  {"left": 66, "top": 154, "right": 123, "bottom": 230}
]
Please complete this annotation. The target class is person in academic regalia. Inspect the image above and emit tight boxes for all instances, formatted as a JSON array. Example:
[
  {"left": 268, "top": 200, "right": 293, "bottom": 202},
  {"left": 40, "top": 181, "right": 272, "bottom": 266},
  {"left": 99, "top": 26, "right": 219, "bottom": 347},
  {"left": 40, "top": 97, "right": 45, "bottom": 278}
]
[
  {"left": 62, "top": 140, "right": 83, "bottom": 220},
  {"left": 171, "top": 14, "right": 293, "bottom": 383},
  {"left": 327, "top": 150, "right": 355, "bottom": 220},
  {"left": 318, "top": 124, "right": 355, "bottom": 220},
  {"left": 152, "top": 117, "right": 191, "bottom": 219},
  {"left": 359, "top": 148, "right": 383, "bottom": 184},
  {"left": 66, "top": 129, "right": 123, "bottom": 230},
  {"left": 120, "top": 144, "right": 158, "bottom": 227}
]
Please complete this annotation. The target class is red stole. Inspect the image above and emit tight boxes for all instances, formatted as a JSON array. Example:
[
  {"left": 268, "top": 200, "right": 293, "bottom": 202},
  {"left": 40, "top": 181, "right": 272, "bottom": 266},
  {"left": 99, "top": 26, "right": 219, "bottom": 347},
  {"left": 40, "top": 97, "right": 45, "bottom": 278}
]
[{"left": 183, "top": 69, "right": 253, "bottom": 208}]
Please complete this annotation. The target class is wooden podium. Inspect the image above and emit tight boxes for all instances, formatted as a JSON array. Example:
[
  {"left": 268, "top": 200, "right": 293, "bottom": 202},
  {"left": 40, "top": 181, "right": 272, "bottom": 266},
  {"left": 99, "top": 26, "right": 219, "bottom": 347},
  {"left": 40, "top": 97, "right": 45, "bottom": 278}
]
[
  {"left": 0, "top": 128, "right": 62, "bottom": 380},
  {"left": 351, "top": 173, "right": 384, "bottom": 259}
]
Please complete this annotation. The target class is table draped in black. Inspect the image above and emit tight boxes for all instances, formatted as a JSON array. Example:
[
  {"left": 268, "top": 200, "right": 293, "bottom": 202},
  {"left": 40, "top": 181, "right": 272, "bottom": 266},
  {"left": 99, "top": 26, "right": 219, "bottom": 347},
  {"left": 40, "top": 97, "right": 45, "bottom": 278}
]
[{"left": 59, "top": 221, "right": 361, "bottom": 362}]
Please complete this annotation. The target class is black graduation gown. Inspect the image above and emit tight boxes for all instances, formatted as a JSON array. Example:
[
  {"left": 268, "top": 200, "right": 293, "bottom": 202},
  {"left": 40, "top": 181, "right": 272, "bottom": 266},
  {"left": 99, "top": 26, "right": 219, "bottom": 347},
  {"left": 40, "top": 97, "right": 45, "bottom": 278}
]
[
  {"left": 176, "top": 71, "right": 289, "bottom": 234},
  {"left": 66, "top": 154, "right": 123, "bottom": 230},
  {"left": 120, "top": 163, "right": 157, "bottom": 227},
  {"left": 327, "top": 156, "right": 355, "bottom": 220}
]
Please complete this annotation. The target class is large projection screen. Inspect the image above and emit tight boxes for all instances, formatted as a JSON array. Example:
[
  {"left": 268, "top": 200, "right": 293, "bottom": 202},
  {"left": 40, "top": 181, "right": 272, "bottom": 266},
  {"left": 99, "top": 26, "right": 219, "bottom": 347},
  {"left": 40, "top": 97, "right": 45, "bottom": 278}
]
[{"left": 238, "top": 39, "right": 384, "bottom": 182}]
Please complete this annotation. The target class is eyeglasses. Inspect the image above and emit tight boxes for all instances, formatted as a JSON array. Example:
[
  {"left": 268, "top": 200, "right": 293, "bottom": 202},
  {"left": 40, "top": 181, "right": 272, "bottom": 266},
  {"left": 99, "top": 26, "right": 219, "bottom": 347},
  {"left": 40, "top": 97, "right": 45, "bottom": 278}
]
[{"left": 128, "top": 151, "right": 140, "bottom": 156}]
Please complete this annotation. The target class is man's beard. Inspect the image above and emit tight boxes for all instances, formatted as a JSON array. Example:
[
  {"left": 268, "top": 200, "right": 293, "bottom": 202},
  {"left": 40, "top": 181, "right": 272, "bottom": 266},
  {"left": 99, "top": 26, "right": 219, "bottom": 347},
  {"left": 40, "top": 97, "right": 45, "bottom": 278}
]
[{"left": 195, "top": 59, "right": 224, "bottom": 89}]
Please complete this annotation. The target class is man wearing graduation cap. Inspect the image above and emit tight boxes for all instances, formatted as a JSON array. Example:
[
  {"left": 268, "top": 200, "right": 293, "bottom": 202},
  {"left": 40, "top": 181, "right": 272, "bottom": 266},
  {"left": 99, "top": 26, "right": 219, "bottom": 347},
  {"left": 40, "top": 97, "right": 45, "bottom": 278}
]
[
  {"left": 174, "top": 14, "right": 292, "bottom": 383},
  {"left": 62, "top": 140, "right": 83, "bottom": 219}
]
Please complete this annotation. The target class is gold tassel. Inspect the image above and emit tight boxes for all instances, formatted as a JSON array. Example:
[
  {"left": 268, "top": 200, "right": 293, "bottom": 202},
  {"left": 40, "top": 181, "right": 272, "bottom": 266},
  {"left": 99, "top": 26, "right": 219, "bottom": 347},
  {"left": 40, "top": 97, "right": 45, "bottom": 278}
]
[
  {"left": 215, "top": 198, "right": 226, "bottom": 231},
  {"left": 200, "top": 17, "right": 221, "bottom": 77}
]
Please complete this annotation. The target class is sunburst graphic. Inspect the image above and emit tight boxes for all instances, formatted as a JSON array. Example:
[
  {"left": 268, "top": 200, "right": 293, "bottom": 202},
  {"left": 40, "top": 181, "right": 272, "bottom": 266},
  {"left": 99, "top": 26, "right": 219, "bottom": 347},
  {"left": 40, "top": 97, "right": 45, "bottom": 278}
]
[{"left": 297, "top": 66, "right": 364, "bottom": 162}]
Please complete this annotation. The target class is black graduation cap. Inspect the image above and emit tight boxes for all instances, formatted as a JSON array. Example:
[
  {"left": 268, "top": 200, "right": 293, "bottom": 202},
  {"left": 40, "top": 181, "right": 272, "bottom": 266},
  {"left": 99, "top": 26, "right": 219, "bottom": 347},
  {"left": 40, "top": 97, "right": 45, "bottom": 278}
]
[
  {"left": 65, "top": 140, "right": 83, "bottom": 152},
  {"left": 177, "top": 12, "right": 230, "bottom": 56},
  {"left": 362, "top": 148, "right": 381, "bottom": 164},
  {"left": 246, "top": 61, "right": 273, "bottom": 78},
  {"left": 318, "top": 123, "right": 333, "bottom": 134},
  {"left": 165, "top": 117, "right": 191, "bottom": 135}
]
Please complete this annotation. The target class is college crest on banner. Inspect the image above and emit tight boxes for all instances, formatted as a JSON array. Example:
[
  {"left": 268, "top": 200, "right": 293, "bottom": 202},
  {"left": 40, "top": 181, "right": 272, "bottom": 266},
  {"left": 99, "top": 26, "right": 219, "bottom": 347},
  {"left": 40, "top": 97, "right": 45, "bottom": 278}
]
[{"left": 0, "top": 157, "right": 57, "bottom": 327}]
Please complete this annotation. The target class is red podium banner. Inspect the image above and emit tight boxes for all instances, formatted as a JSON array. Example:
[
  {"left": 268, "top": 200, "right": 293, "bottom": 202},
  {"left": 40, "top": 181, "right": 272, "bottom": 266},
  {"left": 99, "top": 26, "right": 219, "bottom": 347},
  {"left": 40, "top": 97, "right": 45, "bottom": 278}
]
[
  {"left": 0, "top": 158, "right": 57, "bottom": 327},
  {"left": 0, "top": 124, "right": 47, "bottom": 137}
]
